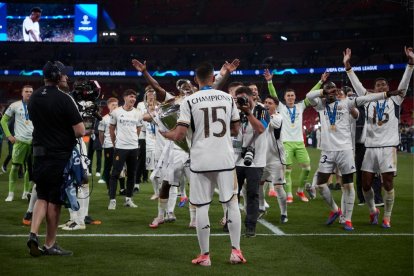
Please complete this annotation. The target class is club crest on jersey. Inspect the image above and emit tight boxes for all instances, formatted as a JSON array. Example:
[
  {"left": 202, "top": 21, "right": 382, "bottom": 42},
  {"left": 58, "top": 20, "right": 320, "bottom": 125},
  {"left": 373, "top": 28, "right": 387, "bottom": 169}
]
[{"left": 115, "top": 155, "right": 120, "bottom": 161}]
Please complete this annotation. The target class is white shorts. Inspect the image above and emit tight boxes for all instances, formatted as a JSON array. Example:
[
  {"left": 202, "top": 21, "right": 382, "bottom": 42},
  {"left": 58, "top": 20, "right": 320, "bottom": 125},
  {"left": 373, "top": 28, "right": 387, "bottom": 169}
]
[
  {"left": 146, "top": 150, "right": 156, "bottom": 171},
  {"left": 261, "top": 161, "right": 285, "bottom": 184},
  {"left": 189, "top": 170, "right": 238, "bottom": 205},
  {"left": 318, "top": 150, "right": 356, "bottom": 175},
  {"left": 164, "top": 148, "right": 190, "bottom": 187},
  {"left": 361, "top": 147, "right": 397, "bottom": 173}
]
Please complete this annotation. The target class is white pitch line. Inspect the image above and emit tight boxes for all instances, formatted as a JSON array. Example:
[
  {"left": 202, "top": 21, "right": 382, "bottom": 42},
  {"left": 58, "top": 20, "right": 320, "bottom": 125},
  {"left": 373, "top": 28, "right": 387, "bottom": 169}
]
[
  {"left": 1, "top": 233, "right": 412, "bottom": 238},
  {"left": 257, "top": 218, "right": 286, "bottom": 235}
]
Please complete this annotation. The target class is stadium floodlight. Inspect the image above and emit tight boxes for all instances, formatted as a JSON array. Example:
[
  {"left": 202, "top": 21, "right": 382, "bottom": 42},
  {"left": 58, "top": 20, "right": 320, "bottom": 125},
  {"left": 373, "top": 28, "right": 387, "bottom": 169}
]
[{"left": 280, "top": 35, "right": 287, "bottom": 41}]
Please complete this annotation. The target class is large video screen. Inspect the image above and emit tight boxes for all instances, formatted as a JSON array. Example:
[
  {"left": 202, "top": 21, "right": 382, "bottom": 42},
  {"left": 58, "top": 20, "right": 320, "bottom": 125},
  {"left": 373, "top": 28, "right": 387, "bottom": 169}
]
[{"left": 0, "top": 3, "right": 98, "bottom": 43}]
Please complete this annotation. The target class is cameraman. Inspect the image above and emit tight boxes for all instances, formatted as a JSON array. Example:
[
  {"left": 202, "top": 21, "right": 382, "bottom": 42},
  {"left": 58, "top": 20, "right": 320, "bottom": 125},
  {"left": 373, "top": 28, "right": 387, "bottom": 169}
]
[
  {"left": 27, "top": 61, "right": 85, "bottom": 257},
  {"left": 234, "top": 86, "right": 269, "bottom": 237}
]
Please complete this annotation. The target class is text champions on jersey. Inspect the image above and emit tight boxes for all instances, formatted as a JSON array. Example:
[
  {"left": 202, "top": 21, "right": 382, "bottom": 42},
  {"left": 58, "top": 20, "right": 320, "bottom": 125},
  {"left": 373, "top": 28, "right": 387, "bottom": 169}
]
[{"left": 191, "top": 94, "right": 232, "bottom": 104}]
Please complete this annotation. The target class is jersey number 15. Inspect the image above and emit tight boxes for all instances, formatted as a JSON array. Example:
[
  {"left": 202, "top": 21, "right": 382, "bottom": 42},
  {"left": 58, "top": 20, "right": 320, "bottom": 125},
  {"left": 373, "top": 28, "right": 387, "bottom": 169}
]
[{"left": 200, "top": 106, "right": 227, "bottom": 138}]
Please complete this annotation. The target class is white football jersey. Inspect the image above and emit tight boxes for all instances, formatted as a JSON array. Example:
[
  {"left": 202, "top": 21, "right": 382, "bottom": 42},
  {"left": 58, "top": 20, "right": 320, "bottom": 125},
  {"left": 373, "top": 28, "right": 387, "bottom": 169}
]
[
  {"left": 178, "top": 88, "right": 239, "bottom": 172},
  {"left": 136, "top": 101, "right": 147, "bottom": 139},
  {"left": 277, "top": 101, "right": 306, "bottom": 142},
  {"left": 22, "top": 17, "right": 40, "bottom": 41},
  {"left": 144, "top": 121, "right": 157, "bottom": 151},
  {"left": 265, "top": 113, "right": 285, "bottom": 164},
  {"left": 346, "top": 65, "right": 414, "bottom": 147},
  {"left": 98, "top": 114, "right": 113, "bottom": 148},
  {"left": 4, "top": 100, "right": 33, "bottom": 143},
  {"left": 308, "top": 90, "right": 388, "bottom": 151},
  {"left": 109, "top": 107, "right": 143, "bottom": 149}
]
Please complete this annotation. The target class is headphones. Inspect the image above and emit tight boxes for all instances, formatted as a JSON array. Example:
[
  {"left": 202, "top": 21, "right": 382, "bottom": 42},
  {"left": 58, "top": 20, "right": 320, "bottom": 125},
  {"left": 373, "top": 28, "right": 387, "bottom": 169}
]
[{"left": 45, "top": 61, "right": 62, "bottom": 82}]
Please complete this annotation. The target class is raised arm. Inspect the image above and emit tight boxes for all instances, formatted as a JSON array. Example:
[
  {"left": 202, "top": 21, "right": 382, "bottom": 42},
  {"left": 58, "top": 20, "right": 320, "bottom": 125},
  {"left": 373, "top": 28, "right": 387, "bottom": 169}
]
[
  {"left": 304, "top": 72, "right": 330, "bottom": 107},
  {"left": 353, "top": 89, "right": 404, "bottom": 107},
  {"left": 396, "top": 46, "right": 414, "bottom": 99},
  {"left": 213, "top": 59, "right": 240, "bottom": 90},
  {"left": 131, "top": 59, "right": 167, "bottom": 102},
  {"left": 343, "top": 48, "right": 367, "bottom": 96},
  {"left": 263, "top": 69, "right": 278, "bottom": 98}
]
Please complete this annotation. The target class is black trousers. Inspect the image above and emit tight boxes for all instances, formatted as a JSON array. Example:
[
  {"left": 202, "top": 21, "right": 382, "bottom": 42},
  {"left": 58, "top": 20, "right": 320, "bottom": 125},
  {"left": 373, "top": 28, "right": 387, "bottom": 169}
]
[
  {"left": 108, "top": 148, "right": 138, "bottom": 199},
  {"left": 236, "top": 166, "right": 263, "bottom": 229},
  {"left": 355, "top": 143, "right": 383, "bottom": 204},
  {"left": 102, "top": 148, "right": 114, "bottom": 184},
  {"left": 87, "top": 140, "right": 102, "bottom": 173},
  {"left": 135, "top": 139, "right": 148, "bottom": 183}
]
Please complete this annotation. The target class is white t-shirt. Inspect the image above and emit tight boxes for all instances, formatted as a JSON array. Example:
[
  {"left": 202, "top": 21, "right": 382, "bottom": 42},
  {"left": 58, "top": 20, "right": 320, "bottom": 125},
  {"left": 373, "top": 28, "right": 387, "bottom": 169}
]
[
  {"left": 277, "top": 101, "right": 307, "bottom": 142},
  {"left": 346, "top": 65, "right": 414, "bottom": 147},
  {"left": 109, "top": 107, "right": 143, "bottom": 149},
  {"left": 22, "top": 17, "right": 40, "bottom": 42},
  {"left": 235, "top": 105, "right": 268, "bottom": 168},
  {"left": 178, "top": 88, "right": 239, "bottom": 172},
  {"left": 5, "top": 100, "right": 33, "bottom": 143},
  {"left": 98, "top": 114, "right": 113, "bottom": 148}
]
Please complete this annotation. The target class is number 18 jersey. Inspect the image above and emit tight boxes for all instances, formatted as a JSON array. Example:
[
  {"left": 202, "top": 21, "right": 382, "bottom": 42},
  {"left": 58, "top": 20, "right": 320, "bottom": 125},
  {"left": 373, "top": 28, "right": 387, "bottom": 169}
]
[{"left": 177, "top": 89, "right": 240, "bottom": 172}]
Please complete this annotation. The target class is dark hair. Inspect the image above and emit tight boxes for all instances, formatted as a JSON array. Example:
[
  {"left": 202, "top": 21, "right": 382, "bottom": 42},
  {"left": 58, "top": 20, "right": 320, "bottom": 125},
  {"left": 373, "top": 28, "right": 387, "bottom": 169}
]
[
  {"left": 285, "top": 88, "right": 296, "bottom": 94},
  {"left": 235, "top": 86, "right": 253, "bottom": 97},
  {"left": 342, "top": 86, "right": 353, "bottom": 94},
  {"left": 228, "top": 82, "right": 243, "bottom": 89},
  {"left": 123, "top": 89, "right": 137, "bottom": 97},
  {"left": 195, "top": 62, "right": 214, "bottom": 82},
  {"left": 22, "top": 84, "right": 33, "bottom": 91},
  {"left": 375, "top": 77, "right": 388, "bottom": 85},
  {"left": 247, "top": 82, "right": 257, "bottom": 87},
  {"left": 323, "top": 81, "right": 336, "bottom": 89},
  {"left": 265, "top": 96, "right": 279, "bottom": 106},
  {"left": 31, "top": 7, "right": 42, "bottom": 13}
]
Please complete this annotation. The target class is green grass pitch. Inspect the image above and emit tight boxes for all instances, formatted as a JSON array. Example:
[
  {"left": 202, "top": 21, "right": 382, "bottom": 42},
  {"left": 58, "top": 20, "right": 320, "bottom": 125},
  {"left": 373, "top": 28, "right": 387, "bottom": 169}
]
[{"left": 0, "top": 141, "right": 412, "bottom": 275}]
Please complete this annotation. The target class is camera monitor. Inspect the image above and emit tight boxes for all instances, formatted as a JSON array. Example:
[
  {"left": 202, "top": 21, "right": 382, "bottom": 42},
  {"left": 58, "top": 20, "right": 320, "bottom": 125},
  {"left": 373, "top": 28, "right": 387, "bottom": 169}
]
[{"left": 0, "top": 3, "right": 98, "bottom": 43}]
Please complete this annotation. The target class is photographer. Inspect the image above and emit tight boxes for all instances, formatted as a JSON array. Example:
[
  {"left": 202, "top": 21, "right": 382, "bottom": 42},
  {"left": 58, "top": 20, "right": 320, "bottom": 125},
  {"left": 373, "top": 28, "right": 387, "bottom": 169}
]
[
  {"left": 27, "top": 61, "right": 85, "bottom": 257},
  {"left": 234, "top": 86, "right": 269, "bottom": 237}
]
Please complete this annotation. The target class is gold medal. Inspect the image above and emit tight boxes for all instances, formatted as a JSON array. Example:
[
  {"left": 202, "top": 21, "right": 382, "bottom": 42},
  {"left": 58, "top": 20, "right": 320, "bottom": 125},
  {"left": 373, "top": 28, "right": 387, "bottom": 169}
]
[
  {"left": 330, "top": 125, "right": 336, "bottom": 131},
  {"left": 378, "top": 121, "right": 383, "bottom": 126},
  {"left": 25, "top": 120, "right": 29, "bottom": 125},
  {"left": 291, "top": 124, "right": 295, "bottom": 128}
]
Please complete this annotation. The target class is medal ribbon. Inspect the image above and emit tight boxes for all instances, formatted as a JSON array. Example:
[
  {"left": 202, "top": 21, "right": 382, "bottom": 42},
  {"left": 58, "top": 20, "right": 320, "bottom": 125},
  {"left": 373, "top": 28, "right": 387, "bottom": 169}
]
[
  {"left": 375, "top": 100, "right": 387, "bottom": 122},
  {"left": 326, "top": 101, "right": 338, "bottom": 127},
  {"left": 22, "top": 100, "right": 29, "bottom": 120},
  {"left": 286, "top": 105, "right": 296, "bottom": 124}
]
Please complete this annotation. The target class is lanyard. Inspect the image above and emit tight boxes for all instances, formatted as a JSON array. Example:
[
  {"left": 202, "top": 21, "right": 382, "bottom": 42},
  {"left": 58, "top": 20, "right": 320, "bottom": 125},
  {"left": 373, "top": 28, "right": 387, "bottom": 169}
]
[
  {"left": 200, "top": 85, "right": 212, "bottom": 90},
  {"left": 375, "top": 100, "right": 387, "bottom": 121},
  {"left": 22, "top": 100, "right": 29, "bottom": 120},
  {"left": 150, "top": 122, "right": 156, "bottom": 134},
  {"left": 286, "top": 105, "right": 296, "bottom": 124},
  {"left": 326, "top": 101, "right": 338, "bottom": 126}
]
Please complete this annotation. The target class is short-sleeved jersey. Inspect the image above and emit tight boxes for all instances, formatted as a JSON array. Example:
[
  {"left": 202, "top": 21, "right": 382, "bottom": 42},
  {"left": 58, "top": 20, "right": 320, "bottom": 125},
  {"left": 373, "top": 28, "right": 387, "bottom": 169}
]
[
  {"left": 4, "top": 100, "right": 33, "bottom": 143},
  {"left": 347, "top": 65, "right": 414, "bottom": 147},
  {"left": 309, "top": 90, "right": 387, "bottom": 151},
  {"left": 177, "top": 89, "right": 239, "bottom": 172},
  {"left": 98, "top": 114, "right": 113, "bottom": 148},
  {"left": 109, "top": 107, "right": 142, "bottom": 149},
  {"left": 28, "top": 85, "right": 83, "bottom": 154},
  {"left": 265, "top": 113, "right": 285, "bottom": 164},
  {"left": 277, "top": 101, "right": 306, "bottom": 142},
  {"left": 23, "top": 17, "right": 40, "bottom": 42}
]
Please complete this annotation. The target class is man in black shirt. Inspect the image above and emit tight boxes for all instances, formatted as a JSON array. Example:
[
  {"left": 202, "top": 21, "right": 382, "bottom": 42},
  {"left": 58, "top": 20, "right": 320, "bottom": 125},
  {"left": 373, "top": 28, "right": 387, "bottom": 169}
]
[{"left": 27, "top": 61, "right": 85, "bottom": 257}]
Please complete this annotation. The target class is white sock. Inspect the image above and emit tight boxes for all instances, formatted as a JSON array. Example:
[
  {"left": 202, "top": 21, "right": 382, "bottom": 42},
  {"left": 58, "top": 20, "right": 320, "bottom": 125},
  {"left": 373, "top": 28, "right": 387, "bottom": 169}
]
[
  {"left": 151, "top": 178, "right": 160, "bottom": 196},
  {"left": 27, "top": 184, "right": 37, "bottom": 212},
  {"left": 167, "top": 186, "right": 178, "bottom": 213},
  {"left": 80, "top": 184, "right": 90, "bottom": 219},
  {"left": 222, "top": 204, "right": 228, "bottom": 218},
  {"left": 275, "top": 185, "right": 287, "bottom": 216},
  {"left": 158, "top": 198, "right": 168, "bottom": 218},
  {"left": 189, "top": 203, "right": 196, "bottom": 224},
  {"left": 196, "top": 204, "right": 210, "bottom": 254},
  {"left": 383, "top": 188, "right": 395, "bottom": 220},
  {"left": 263, "top": 182, "right": 269, "bottom": 193},
  {"left": 318, "top": 184, "right": 338, "bottom": 212},
  {"left": 258, "top": 185, "right": 265, "bottom": 210},
  {"left": 311, "top": 171, "right": 318, "bottom": 187},
  {"left": 342, "top": 183, "right": 355, "bottom": 221},
  {"left": 340, "top": 186, "right": 346, "bottom": 217},
  {"left": 226, "top": 198, "right": 241, "bottom": 250},
  {"left": 362, "top": 188, "right": 376, "bottom": 213},
  {"left": 76, "top": 187, "right": 85, "bottom": 225},
  {"left": 68, "top": 208, "right": 76, "bottom": 222}
]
